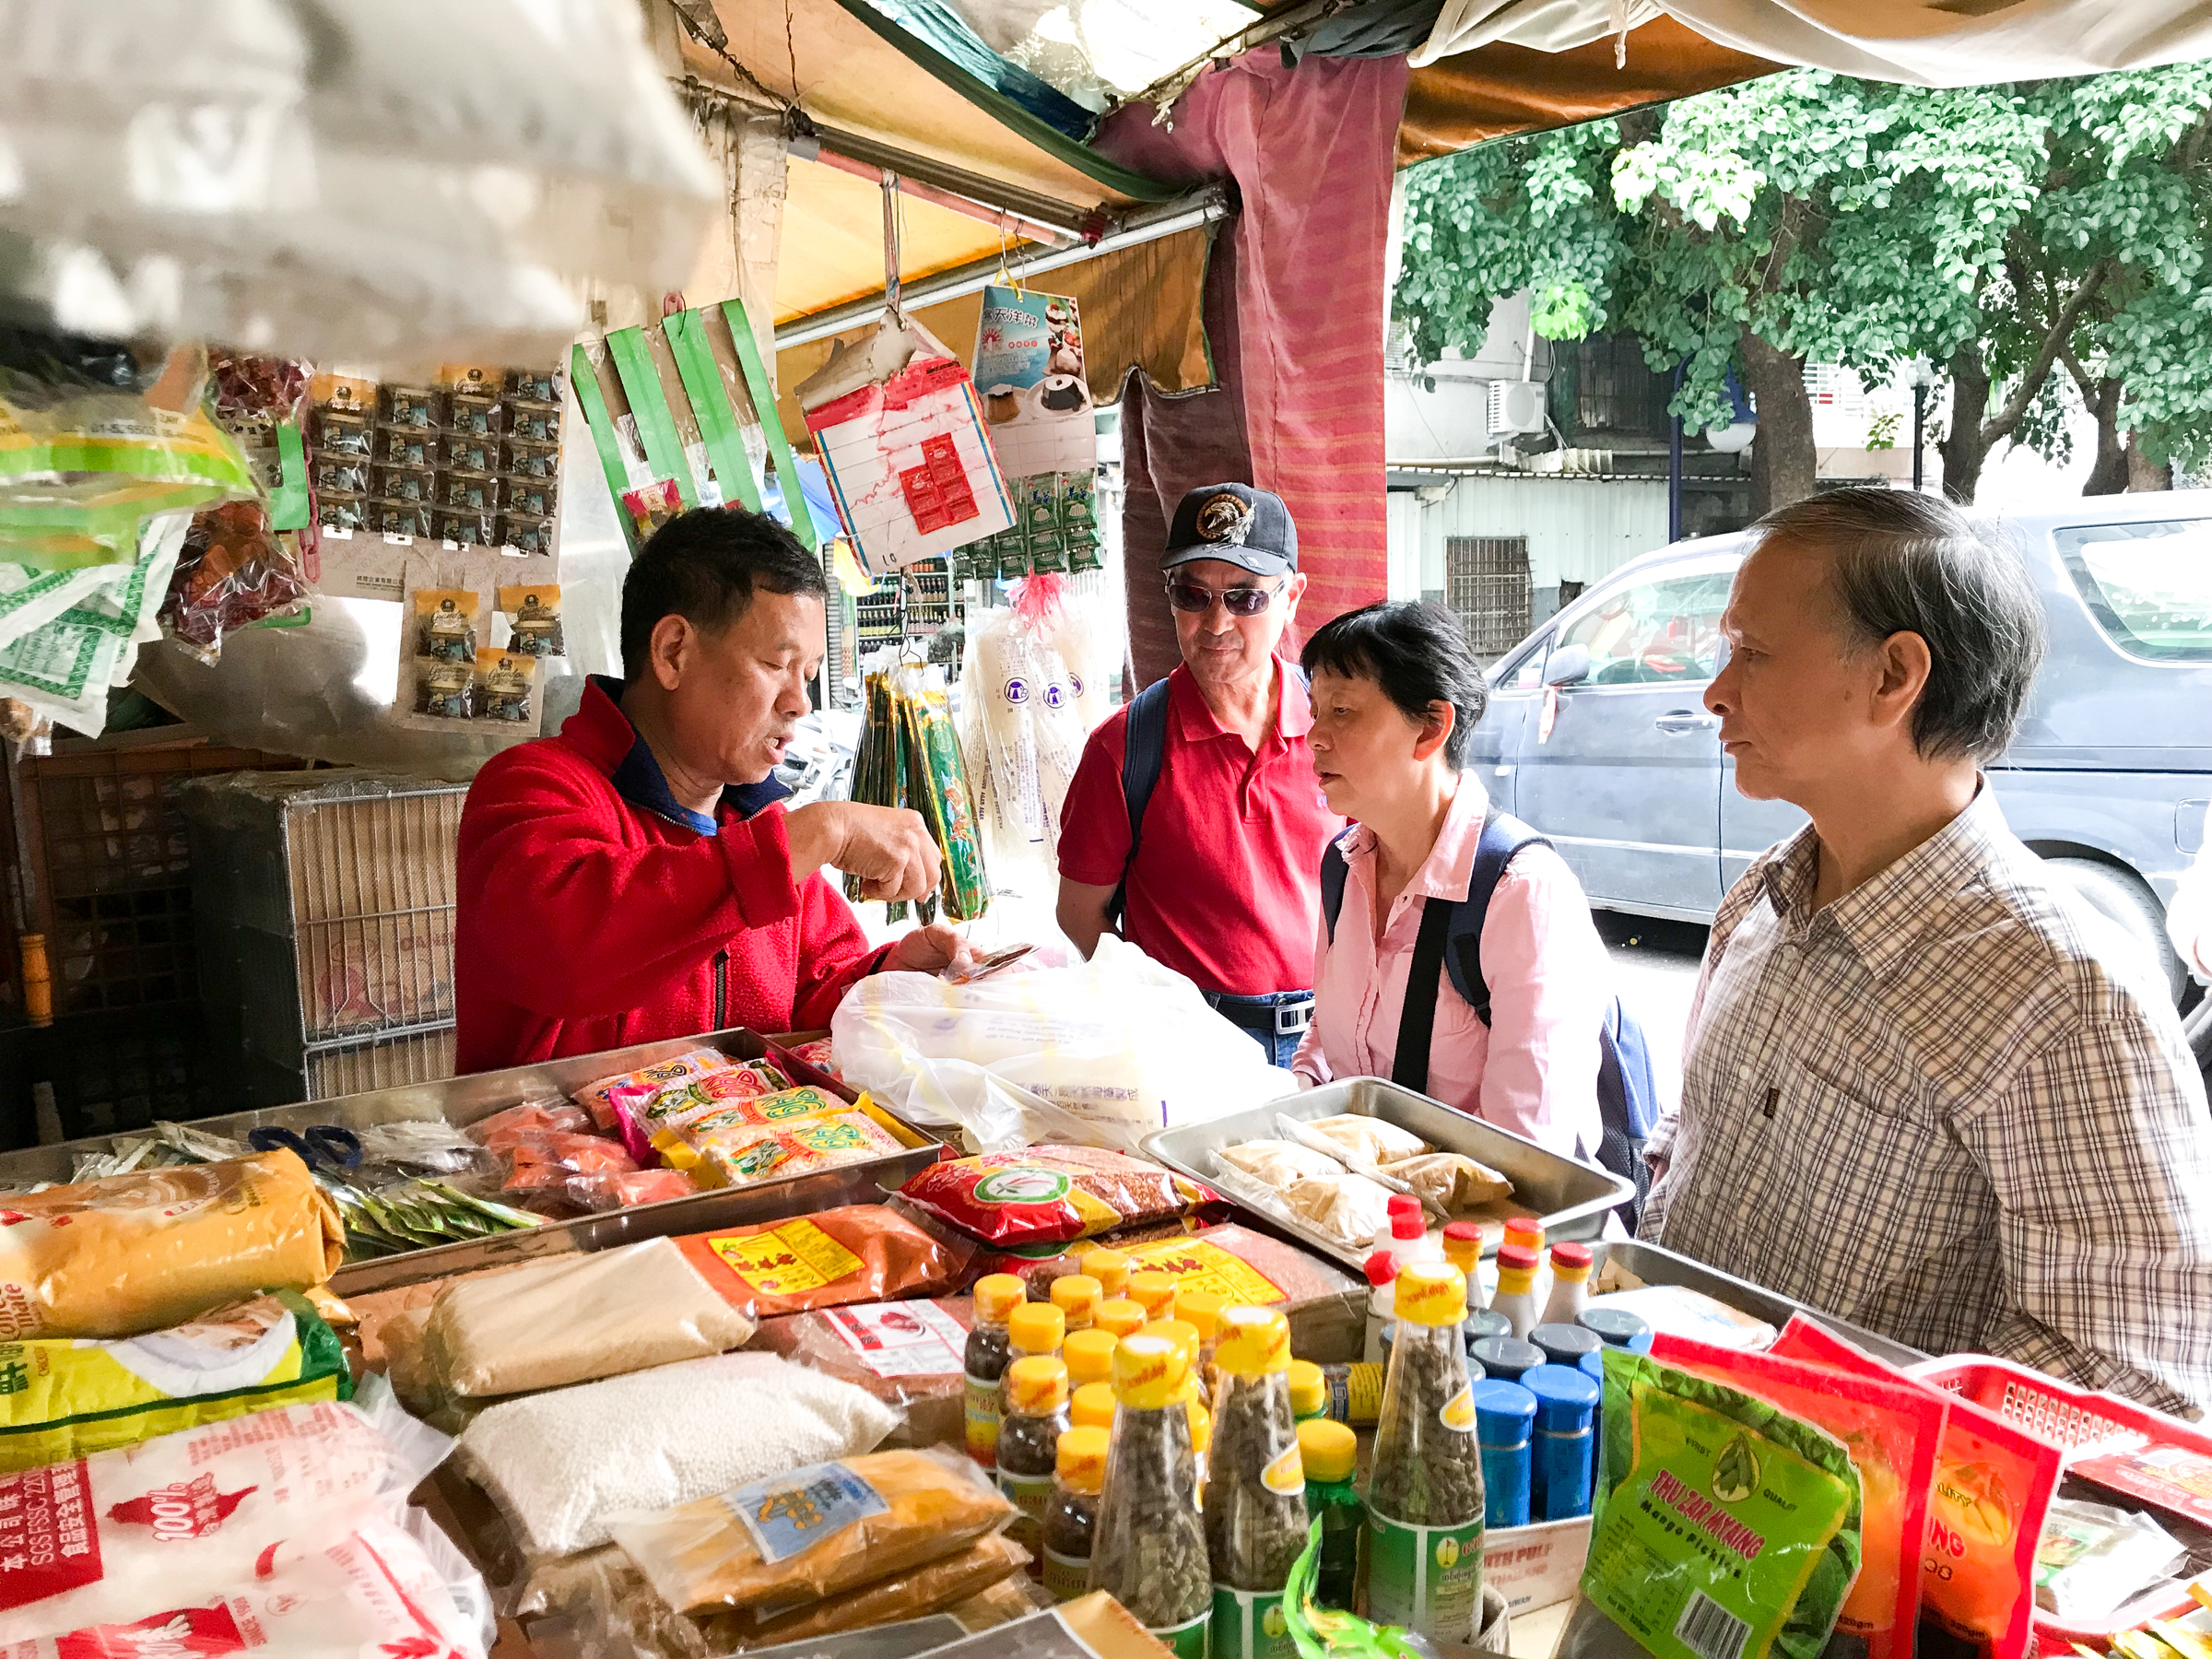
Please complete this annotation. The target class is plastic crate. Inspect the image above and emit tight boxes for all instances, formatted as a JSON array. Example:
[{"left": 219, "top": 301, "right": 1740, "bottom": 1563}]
[{"left": 1911, "top": 1355, "right": 2212, "bottom": 1654}]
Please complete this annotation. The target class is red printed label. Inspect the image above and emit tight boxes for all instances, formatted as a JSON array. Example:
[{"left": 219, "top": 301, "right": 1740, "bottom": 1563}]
[
  {"left": 0, "top": 1459, "right": 104, "bottom": 1608},
  {"left": 898, "top": 433, "right": 979, "bottom": 533},
  {"left": 54, "top": 1604, "right": 248, "bottom": 1657}
]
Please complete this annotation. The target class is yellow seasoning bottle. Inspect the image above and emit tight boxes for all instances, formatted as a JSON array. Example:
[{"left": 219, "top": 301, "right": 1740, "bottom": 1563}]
[
  {"left": 1096, "top": 1298, "right": 1149, "bottom": 1340},
  {"left": 1071, "top": 1381, "right": 1118, "bottom": 1432},
  {"left": 1288, "top": 1359, "right": 1328, "bottom": 1424},
  {"left": 1043, "top": 1424, "right": 1110, "bottom": 1603},
  {"left": 1365, "top": 1261, "right": 1486, "bottom": 1644},
  {"left": 1175, "top": 1288, "right": 1229, "bottom": 1398},
  {"left": 1085, "top": 1249, "right": 1133, "bottom": 1300},
  {"left": 1145, "top": 1318, "right": 1203, "bottom": 1384},
  {"left": 964, "top": 1274, "right": 1027, "bottom": 1469},
  {"left": 1092, "top": 1334, "right": 1210, "bottom": 1657},
  {"left": 1065, "top": 1328, "right": 1120, "bottom": 1392},
  {"left": 1052, "top": 1273, "right": 1103, "bottom": 1335},
  {"left": 1185, "top": 1384, "right": 1214, "bottom": 1509},
  {"left": 1002, "top": 1302, "right": 1068, "bottom": 1418},
  {"left": 1206, "top": 1306, "right": 1306, "bottom": 1659},
  {"left": 997, "top": 1354, "right": 1071, "bottom": 1571},
  {"left": 1128, "top": 1270, "right": 1181, "bottom": 1320}
]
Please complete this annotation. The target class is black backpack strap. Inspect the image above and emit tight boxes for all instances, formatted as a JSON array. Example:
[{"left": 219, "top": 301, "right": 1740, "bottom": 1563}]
[
  {"left": 1319, "top": 841, "right": 1348, "bottom": 945},
  {"left": 1106, "top": 678, "right": 1172, "bottom": 930},
  {"left": 1393, "top": 893, "right": 1455, "bottom": 1095},
  {"left": 1448, "top": 811, "right": 1552, "bottom": 1026}
]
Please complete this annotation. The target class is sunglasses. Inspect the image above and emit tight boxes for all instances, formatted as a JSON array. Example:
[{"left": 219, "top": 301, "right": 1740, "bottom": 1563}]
[{"left": 1165, "top": 578, "right": 1285, "bottom": 618}]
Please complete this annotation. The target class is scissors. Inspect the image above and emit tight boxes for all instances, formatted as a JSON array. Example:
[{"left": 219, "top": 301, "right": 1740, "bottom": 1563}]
[{"left": 248, "top": 1124, "right": 364, "bottom": 1178}]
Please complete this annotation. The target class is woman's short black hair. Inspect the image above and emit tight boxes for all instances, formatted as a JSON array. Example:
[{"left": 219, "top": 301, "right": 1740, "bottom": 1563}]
[
  {"left": 1300, "top": 601, "right": 1488, "bottom": 768},
  {"left": 620, "top": 507, "right": 828, "bottom": 679}
]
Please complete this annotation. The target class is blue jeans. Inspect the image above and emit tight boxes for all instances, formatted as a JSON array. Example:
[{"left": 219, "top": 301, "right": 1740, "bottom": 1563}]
[{"left": 1204, "top": 990, "right": 1313, "bottom": 1070}]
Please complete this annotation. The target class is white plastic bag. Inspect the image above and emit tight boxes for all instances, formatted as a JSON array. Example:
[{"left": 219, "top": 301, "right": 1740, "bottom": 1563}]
[{"left": 830, "top": 935, "right": 1296, "bottom": 1154}]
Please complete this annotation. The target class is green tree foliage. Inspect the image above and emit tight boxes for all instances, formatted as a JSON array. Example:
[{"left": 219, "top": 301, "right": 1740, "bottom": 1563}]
[{"left": 1393, "top": 65, "right": 2212, "bottom": 504}]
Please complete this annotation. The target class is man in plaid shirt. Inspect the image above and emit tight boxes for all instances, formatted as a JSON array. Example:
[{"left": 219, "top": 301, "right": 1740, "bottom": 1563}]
[{"left": 1642, "top": 488, "right": 2212, "bottom": 1418}]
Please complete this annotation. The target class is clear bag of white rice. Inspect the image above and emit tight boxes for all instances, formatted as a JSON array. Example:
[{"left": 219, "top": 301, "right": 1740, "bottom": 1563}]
[{"left": 455, "top": 1350, "right": 898, "bottom": 1559}]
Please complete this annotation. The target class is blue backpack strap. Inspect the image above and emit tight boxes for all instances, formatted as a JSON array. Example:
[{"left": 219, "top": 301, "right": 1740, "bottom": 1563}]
[
  {"left": 1319, "top": 841, "right": 1348, "bottom": 945},
  {"left": 1107, "top": 678, "right": 1173, "bottom": 929}
]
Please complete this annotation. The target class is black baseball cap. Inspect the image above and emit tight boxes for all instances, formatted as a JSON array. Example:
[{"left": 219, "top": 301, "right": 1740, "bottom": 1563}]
[{"left": 1161, "top": 482, "right": 1298, "bottom": 576}]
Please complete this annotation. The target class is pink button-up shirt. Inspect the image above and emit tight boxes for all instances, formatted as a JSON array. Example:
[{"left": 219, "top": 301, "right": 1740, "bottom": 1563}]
[{"left": 1291, "top": 778, "right": 1607, "bottom": 1159}]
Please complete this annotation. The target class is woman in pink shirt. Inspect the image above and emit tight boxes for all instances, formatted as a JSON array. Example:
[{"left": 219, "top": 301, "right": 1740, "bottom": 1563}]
[{"left": 1292, "top": 602, "right": 1608, "bottom": 1159}]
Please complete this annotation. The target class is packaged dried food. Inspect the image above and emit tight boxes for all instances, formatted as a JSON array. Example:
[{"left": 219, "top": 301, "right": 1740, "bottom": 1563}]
[
  {"left": 643, "top": 1085, "right": 849, "bottom": 1164},
  {"left": 675, "top": 1204, "right": 975, "bottom": 1319},
  {"left": 449, "top": 392, "right": 502, "bottom": 437},
  {"left": 1557, "top": 1348, "right": 1863, "bottom": 1659},
  {"left": 375, "top": 426, "right": 435, "bottom": 469},
  {"left": 506, "top": 440, "right": 561, "bottom": 479},
  {"left": 371, "top": 464, "right": 438, "bottom": 502},
  {"left": 1114, "top": 1227, "right": 1366, "bottom": 1363},
  {"left": 498, "top": 1128, "right": 633, "bottom": 1195},
  {"left": 316, "top": 489, "right": 369, "bottom": 531},
  {"left": 413, "top": 588, "right": 479, "bottom": 660},
  {"left": 500, "top": 510, "right": 554, "bottom": 555},
  {"left": 0, "top": 1290, "right": 349, "bottom": 1473},
  {"left": 506, "top": 367, "right": 563, "bottom": 404},
  {"left": 1092, "top": 1334, "right": 1211, "bottom": 1654},
  {"left": 1302, "top": 1115, "right": 1427, "bottom": 1169},
  {"left": 377, "top": 384, "right": 442, "bottom": 429},
  {"left": 0, "top": 1150, "right": 344, "bottom": 1339},
  {"left": 441, "top": 470, "right": 501, "bottom": 512},
  {"left": 373, "top": 496, "right": 436, "bottom": 539},
  {"left": 756, "top": 1298, "right": 975, "bottom": 1450},
  {"left": 438, "top": 363, "right": 503, "bottom": 395},
  {"left": 468, "top": 1099, "right": 594, "bottom": 1153},
  {"left": 162, "top": 500, "right": 309, "bottom": 660},
  {"left": 314, "top": 407, "right": 374, "bottom": 455},
  {"left": 507, "top": 400, "right": 561, "bottom": 443},
  {"left": 709, "top": 1533, "right": 1032, "bottom": 1649},
  {"left": 623, "top": 477, "right": 684, "bottom": 538},
  {"left": 1381, "top": 1152, "right": 1513, "bottom": 1212},
  {"left": 607, "top": 1059, "right": 795, "bottom": 1153},
  {"left": 414, "top": 656, "right": 474, "bottom": 719},
  {"left": 441, "top": 431, "right": 500, "bottom": 473},
  {"left": 425, "top": 1236, "right": 754, "bottom": 1398},
  {"left": 498, "top": 582, "right": 564, "bottom": 658},
  {"left": 1219, "top": 1142, "right": 1344, "bottom": 1189},
  {"left": 311, "top": 372, "right": 377, "bottom": 417},
  {"left": 457, "top": 1350, "right": 900, "bottom": 1559},
  {"left": 788, "top": 1037, "right": 841, "bottom": 1077},
  {"left": 573, "top": 1167, "right": 699, "bottom": 1211},
  {"left": 2032, "top": 1497, "right": 2186, "bottom": 1623},
  {"left": 662, "top": 1110, "right": 907, "bottom": 1191},
  {"left": 441, "top": 508, "right": 499, "bottom": 547},
  {"left": 503, "top": 477, "right": 557, "bottom": 518},
  {"left": 574, "top": 1048, "right": 738, "bottom": 1134},
  {"left": 312, "top": 456, "right": 370, "bottom": 495},
  {"left": 1278, "top": 1171, "right": 1396, "bottom": 1249},
  {"left": 898, "top": 1147, "right": 1218, "bottom": 1249},
  {"left": 609, "top": 1447, "right": 1015, "bottom": 1616},
  {"left": 472, "top": 646, "right": 535, "bottom": 723}
]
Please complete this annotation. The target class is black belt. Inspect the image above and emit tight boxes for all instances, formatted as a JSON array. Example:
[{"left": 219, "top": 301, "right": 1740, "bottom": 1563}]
[{"left": 1205, "top": 990, "right": 1314, "bottom": 1038}]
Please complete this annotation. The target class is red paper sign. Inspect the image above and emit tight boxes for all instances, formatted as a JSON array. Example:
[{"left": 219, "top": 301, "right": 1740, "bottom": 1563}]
[{"left": 899, "top": 433, "right": 980, "bottom": 534}]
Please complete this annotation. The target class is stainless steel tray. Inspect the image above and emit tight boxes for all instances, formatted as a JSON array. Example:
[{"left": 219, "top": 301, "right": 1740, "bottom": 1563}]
[
  {"left": 0, "top": 1028, "right": 945, "bottom": 1298},
  {"left": 1142, "top": 1076, "right": 1635, "bottom": 1274},
  {"left": 1594, "top": 1239, "right": 1925, "bottom": 1368}
]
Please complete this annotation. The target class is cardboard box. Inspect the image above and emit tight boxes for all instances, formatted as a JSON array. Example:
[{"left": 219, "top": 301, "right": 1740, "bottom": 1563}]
[{"left": 1482, "top": 1514, "right": 1592, "bottom": 1617}]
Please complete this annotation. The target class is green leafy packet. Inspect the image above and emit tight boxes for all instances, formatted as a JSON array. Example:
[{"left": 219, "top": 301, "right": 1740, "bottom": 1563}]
[
  {"left": 1281, "top": 1517, "right": 1426, "bottom": 1659},
  {"left": 1562, "top": 1351, "right": 1863, "bottom": 1659}
]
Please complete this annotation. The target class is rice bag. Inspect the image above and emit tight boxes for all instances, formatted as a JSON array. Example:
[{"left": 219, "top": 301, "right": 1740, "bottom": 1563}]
[
  {"left": 1653, "top": 1332, "right": 1947, "bottom": 1659},
  {"left": 658, "top": 1111, "right": 907, "bottom": 1191},
  {"left": 1559, "top": 1350, "right": 1862, "bottom": 1659},
  {"left": 1770, "top": 1318, "right": 2063, "bottom": 1659},
  {"left": 675, "top": 1205, "right": 975, "bottom": 1319},
  {"left": 0, "top": 1151, "right": 345, "bottom": 1339},
  {"left": 750, "top": 1300, "right": 975, "bottom": 1450},
  {"left": 574, "top": 1047, "right": 741, "bottom": 1133},
  {"left": 0, "top": 1291, "right": 350, "bottom": 1474},
  {"left": 896, "top": 1146, "right": 1218, "bottom": 1247},
  {"left": 425, "top": 1237, "right": 755, "bottom": 1398},
  {"left": 609, "top": 1448, "right": 1015, "bottom": 1616},
  {"left": 639, "top": 1085, "right": 849, "bottom": 1166}
]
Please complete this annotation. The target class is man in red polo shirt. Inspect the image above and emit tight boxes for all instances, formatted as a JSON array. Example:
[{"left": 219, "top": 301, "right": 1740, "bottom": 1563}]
[
  {"left": 1056, "top": 484, "right": 1343, "bottom": 1065},
  {"left": 454, "top": 508, "right": 965, "bottom": 1073}
]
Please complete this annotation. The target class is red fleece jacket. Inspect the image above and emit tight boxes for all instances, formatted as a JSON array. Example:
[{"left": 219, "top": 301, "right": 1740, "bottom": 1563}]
[{"left": 454, "top": 680, "right": 890, "bottom": 1074}]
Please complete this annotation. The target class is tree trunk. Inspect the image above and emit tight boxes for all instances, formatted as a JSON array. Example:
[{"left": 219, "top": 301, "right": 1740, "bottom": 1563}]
[
  {"left": 2081, "top": 376, "right": 2127, "bottom": 495},
  {"left": 2126, "top": 434, "right": 2173, "bottom": 492},
  {"left": 1741, "top": 332, "right": 1816, "bottom": 516},
  {"left": 1939, "top": 349, "right": 1994, "bottom": 504}
]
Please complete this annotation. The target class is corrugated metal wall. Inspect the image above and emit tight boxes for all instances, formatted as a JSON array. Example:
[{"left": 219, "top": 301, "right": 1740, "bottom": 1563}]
[{"left": 1387, "top": 475, "right": 1671, "bottom": 618}]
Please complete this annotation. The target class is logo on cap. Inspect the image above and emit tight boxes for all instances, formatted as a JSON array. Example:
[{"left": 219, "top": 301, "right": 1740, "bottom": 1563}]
[{"left": 1195, "top": 492, "right": 1254, "bottom": 547}]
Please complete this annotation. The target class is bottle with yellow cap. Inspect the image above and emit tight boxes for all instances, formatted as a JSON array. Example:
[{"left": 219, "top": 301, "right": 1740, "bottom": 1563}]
[
  {"left": 1071, "top": 1380, "right": 1118, "bottom": 1433},
  {"left": 1174, "top": 1287, "right": 1229, "bottom": 1397},
  {"left": 1367, "top": 1260, "right": 1486, "bottom": 1643},
  {"left": 1288, "top": 1359, "right": 1327, "bottom": 1425},
  {"left": 1144, "top": 1317, "right": 1202, "bottom": 1385},
  {"left": 1298, "top": 1418, "right": 1363, "bottom": 1612},
  {"left": 1051, "top": 1273, "right": 1102, "bottom": 1335},
  {"left": 1092, "top": 1334, "right": 1210, "bottom": 1656},
  {"left": 1043, "top": 1425, "right": 1110, "bottom": 1602},
  {"left": 1083, "top": 1249, "right": 1132, "bottom": 1300},
  {"left": 965, "top": 1273, "right": 1028, "bottom": 1469},
  {"left": 1204, "top": 1306, "right": 1306, "bottom": 1659},
  {"left": 997, "top": 1354, "right": 1071, "bottom": 1570},
  {"left": 1184, "top": 1382, "right": 1213, "bottom": 1506},
  {"left": 1095, "top": 1298, "right": 1148, "bottom": 1340},
  {"left": 1127, "top": 1269, "right": 1180, "bottom": 1320},
  {"left": 1000, "top": 1301, "right": 1067, "bottom": 1416},
  {"left": 1065, "top": 1328, "right": 1118, "bottom": 1392}
]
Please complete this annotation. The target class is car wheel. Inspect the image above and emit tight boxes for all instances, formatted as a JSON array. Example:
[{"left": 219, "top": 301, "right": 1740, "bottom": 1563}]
[{"left": 2044, "top": 857, "right": 2187, "bottom": 1005}]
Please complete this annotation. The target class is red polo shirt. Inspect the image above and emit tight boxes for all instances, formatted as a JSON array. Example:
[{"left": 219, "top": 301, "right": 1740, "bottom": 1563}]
[{"left": 1058, "top": 663, "right": 1342, "bottom": 996}]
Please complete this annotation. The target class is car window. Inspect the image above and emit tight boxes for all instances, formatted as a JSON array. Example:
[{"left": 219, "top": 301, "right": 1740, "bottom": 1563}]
[
  {"left": 2055, "top": 518, "right": 2212, "bottom": 663},
  {"left": 1501, "top": 639, "right": 1549, "bottom": 691},
  {"left": 1558, "top": 570, "right": 1733, "bottom": 685}
]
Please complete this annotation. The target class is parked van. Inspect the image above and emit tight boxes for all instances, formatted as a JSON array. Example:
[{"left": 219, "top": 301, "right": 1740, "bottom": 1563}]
[{"left": 1474, "top": 491, "right": 2212, "bottom": 1002}]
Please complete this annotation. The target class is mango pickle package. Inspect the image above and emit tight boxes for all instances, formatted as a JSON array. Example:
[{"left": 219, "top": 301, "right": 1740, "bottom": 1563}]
[
  {"left": 1653, "top": 1333, "right": 1947, "bottom": 1659},
  {"left": 1559, "top": 1350, "right": 1863, "bottom": 1659},
  {"left": 1769, "top": 1319, "right": 2062, "bottom": 1659}
]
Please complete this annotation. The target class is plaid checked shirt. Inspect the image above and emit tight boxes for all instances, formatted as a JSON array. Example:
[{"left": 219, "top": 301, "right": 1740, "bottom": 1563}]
[{"left": 1641, "top": 786, "right": 2212, "bottom": 1418}]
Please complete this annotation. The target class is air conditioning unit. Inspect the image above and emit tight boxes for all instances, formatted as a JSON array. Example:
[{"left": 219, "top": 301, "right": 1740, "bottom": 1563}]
[{"left": 1488, "top": 379, "right": 1547, "bottom": 436}]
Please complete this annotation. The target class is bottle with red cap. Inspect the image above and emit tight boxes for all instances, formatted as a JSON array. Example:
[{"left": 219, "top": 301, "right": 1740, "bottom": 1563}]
[
  {"left": 1363, "top": 1250, "right": 1398, "bottom": 1364},
  {"left": 1370, "top": 1193, "right": 1422, "bottom": 1262},
  {"left": 1489, "top": 1243, "right": 1544, "bottom": 1342},
  {"left": 1500, "top": 1216, "right": 1548, "bottom": 1310},
  {"left": 1440, "top": 1221, "right": 1488, "bottom": 1311},
  {"left": 1389, "top": 1204, "right": 1440, "bottom": 1268},
  {"left": 1540, "top": 1240, "right": 1594, "bottom": 1327}
]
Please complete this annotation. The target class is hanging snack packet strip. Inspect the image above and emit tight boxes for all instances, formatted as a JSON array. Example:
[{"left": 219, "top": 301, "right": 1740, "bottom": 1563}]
[
  {"left": 1653, "top": 1332, "right": 1947, "bottom": 1659},
  {"left": 1769, "top": 1319, "right": 2063, "bottom": 1659},
  {"left": 1560, "top": 1349, "right": 1862, "bottom": 1659},
  {"left": 473, "top": 646, "right": 535, "bottom": 724},
  {"left": 499, "top": 582, "right": 565, "bottom": 658}
]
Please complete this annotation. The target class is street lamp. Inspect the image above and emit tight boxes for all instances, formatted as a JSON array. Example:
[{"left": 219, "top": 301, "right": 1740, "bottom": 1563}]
[{"left": 1911, "top": 359, "right": 1933, "bottom": 492}]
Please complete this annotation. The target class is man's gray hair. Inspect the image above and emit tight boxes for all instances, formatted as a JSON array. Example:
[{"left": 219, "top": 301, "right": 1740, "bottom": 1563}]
[{"left": 1753, "top": 486, "right": 2046, "bottom": 763}]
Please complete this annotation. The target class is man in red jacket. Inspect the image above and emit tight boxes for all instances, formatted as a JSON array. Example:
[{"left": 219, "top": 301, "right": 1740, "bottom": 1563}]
[{"left": 454, "top": 508, "right": 965, "bottom": 1073}]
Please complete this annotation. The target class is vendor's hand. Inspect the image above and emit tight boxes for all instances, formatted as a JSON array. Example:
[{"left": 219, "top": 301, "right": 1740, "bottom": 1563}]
[
  {"left": 786, "top": 802, "right": 940, "bottom": 901},
  {"left": 891, "top": 923, "right": 971, "bottom": 976}
]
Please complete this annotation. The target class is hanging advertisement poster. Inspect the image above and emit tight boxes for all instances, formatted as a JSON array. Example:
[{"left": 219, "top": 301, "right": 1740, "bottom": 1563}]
[{"left": 966, "top": 286, "right": 1103, "bottom": 581}]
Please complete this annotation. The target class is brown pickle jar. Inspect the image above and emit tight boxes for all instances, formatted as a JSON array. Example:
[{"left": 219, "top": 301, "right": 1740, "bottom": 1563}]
[
  {"left": 998, "top": 1354, "right": 1072, "bottom": 1572},
  {"left": 1092, "top": 1335, "right": 1210, "bottom": 1657},
  {"left": 964, "top": 1274, "right": 1027, "bottom": 1470},
  {"left": 1043, "top": 1423, "right": 1110, "bottom": 1602}
]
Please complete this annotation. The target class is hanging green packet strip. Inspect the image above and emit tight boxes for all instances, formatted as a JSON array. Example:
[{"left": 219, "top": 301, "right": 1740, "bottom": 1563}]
[
  {"left": 1280, "top": 1517, "right": 1427, "bottom": 1659},
  {"left": 1559, "top": 1351, "right": 1863, "bottom": 1659}
]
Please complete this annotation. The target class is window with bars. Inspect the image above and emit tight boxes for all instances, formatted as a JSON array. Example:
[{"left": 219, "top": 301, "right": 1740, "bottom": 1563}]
[{"left": 1445, "top": 536, "right": 1533, "bottom": 662}]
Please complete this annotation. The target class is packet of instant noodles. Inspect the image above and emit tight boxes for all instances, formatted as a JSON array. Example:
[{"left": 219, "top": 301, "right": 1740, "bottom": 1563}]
[
  {"left": 573, "top": 1047, "right": 740, "bottom": 1132},
  {"left": 1653, "top": 1332, "right": 1947, "bottom": 1659},
  {"left": 1559, "top": 1349, "right": 1862, "bottom": 1659},
  {"left": 1771, "top": 1318, "right": 2062, "bottom": 1659}
]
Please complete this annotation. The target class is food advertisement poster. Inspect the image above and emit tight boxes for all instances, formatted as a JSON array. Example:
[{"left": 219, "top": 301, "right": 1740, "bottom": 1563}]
[{"left": 972, "top": 285, "right": 1094, "bottom": 480}]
